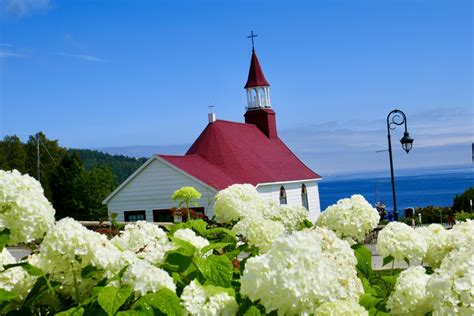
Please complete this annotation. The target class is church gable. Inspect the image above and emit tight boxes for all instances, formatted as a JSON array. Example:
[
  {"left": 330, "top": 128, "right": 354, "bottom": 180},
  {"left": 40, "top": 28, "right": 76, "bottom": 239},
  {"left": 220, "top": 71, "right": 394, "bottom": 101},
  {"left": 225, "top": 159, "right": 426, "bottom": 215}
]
[{"left": 105, "top": 157, "right": 217, "bottom": 220}]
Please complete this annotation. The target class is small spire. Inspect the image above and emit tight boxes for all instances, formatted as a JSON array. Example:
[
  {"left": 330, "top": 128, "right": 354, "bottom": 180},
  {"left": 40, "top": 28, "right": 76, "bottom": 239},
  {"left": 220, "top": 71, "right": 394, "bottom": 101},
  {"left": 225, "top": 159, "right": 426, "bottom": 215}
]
[
  {"left": 244, "top": 50, "right": 270, "bottom": 88},
  {"left": 247, "top": 30, "right": 257, "bottom": 52}
]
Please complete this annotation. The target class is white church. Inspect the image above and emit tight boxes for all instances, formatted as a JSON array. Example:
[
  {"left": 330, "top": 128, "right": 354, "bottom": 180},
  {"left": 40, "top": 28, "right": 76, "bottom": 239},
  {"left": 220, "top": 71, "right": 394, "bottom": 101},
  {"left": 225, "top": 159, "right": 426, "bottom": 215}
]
[{"left": 103, "top": 45, "right": 322, "bottom": 222}]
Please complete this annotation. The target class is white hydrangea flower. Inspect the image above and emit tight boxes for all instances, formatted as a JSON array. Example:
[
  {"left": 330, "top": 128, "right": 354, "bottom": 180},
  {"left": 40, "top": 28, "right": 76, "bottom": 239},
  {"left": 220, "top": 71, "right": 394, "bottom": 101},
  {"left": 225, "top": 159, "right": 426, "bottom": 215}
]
[
  {"left": 0, "top": 248, "right": 35, "bottom": 300},
  {"left": 0, "top": 170, "right": 55, "bottom": 245},
  {"left": 232, "top": 217, "right": 285, "bottom": 253},
  {"left": 447, "top": 219, "right": 474, "bottom": 252},
  {"left": 122, "top": 259, "right": 175, "bottom": 295},
  {"left": 427, "top": 247, "right": 474, "bottom": 316},
  {"left": 269, "top": 202, "right": 309, "bottom": 231},
  {"left": 376, "top": 222, "right": 427, "bottom": 263},
  {"left": 317, "top": 194, "right": 380, "bottom": 242},
  {"left": 240, "top": 228, "right": 363, "bottom": 315},
  {"left": 213, "top": 184, "right": 266, "bottom": 223},
  {"left": 112, "top": 221, "right": 175, "bottom": 265},
  {"left": 416, "top": 224, "right": 451, "bottom": 268},
  {"left": 34, "top": 218, "right": 122, "bottom": 300},
  {"left": 174, "top": 228, "right": 210, "bottom": 254},
  {"left": 314, "top": 300, "right": 368, "bottom": 316},
  {"left": 387, "top": 266, "right": 432, "bottom": 315},
  {"left": 180, "top": 280, "right": 238, "bottom": 316}
]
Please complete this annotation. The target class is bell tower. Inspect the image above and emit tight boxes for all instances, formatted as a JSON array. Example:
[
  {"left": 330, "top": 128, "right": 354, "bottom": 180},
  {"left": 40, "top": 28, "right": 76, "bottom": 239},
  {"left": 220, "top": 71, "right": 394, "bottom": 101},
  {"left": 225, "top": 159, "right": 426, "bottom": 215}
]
[{"left": 244, "top": 31, "right": 277, "bottom": 139}]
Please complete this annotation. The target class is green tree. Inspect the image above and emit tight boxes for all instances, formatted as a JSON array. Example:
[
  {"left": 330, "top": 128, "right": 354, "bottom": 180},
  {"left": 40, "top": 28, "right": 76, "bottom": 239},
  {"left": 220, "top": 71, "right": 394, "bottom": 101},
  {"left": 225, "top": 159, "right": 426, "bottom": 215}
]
[
  {"left": 81, "top": 166, "right": 118, "bottom": 220},
  {"left": 0, "top": 135, "right": 27, "bottom": 173},
  {"left": 24, "top": 132, "right": 66, "bottom": 200},
  {"left": 50, "top": 152, "right": 86, "bottom": 219},
  {"left": 453, "top": 187, "right": 474, "bottom": 212}
]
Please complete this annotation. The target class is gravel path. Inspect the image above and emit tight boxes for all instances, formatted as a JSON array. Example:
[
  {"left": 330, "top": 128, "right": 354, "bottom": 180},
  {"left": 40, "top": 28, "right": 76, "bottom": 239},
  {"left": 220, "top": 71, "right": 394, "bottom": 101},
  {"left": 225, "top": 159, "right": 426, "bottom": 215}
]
[{"left": 365, "top": 244, "right": 420, "bottom": 270}]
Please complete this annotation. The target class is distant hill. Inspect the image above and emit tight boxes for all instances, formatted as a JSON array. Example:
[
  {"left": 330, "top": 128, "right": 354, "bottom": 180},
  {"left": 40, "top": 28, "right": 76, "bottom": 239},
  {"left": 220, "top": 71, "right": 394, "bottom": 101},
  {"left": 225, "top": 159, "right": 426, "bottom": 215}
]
[
  {"left": 96, "top": 144, "right": 188, "bottom": 158},
  {"left": 68, "top": 148, "right": 148, "bottom": 183}
]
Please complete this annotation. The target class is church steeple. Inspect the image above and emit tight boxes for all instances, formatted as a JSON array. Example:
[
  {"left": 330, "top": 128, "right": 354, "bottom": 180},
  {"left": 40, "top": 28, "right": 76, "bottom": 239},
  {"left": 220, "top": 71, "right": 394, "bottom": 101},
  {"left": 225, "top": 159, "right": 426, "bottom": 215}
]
[
  {"left": 244, "top": 31, "right": 271, "bottom": 110},
  {"left": 243, "top": 32, "right": 277, "bottom": 139}
]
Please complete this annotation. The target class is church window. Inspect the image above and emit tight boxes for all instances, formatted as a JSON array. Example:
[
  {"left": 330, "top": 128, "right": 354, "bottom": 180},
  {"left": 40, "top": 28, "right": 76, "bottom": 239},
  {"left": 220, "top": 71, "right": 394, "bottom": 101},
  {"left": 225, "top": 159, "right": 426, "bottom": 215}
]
[
  {"left": 124, "top": 210, "right": 146, "bottom": 222},
  {"left": 153, "top": 209, "right": 174, "bottom": 222},
  {"left": 301, "top": 184, "right": 309, "bottom": 210},
  {"left": 279, "top": 186, "right": 287, "bottom": 205}
]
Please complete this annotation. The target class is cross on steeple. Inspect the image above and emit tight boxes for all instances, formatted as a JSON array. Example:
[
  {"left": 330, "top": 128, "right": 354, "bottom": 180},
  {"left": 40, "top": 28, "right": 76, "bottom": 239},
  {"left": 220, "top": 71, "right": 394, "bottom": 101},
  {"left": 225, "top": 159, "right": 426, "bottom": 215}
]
[
  {"left": 208, "top": 104, "right": 215, "bottom": 113},
  {"left": 247, "top": 30, "right": 258, "bottom": 52}
]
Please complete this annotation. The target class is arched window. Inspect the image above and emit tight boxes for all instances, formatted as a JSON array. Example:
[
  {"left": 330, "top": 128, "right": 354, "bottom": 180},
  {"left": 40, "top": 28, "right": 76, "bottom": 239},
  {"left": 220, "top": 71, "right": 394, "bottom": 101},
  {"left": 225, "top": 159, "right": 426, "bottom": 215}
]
[
  {"left": 301, "top": 184, "right": 309, "bottom": 210},
  {"left": 279, "top": 186, "right": 287, "bottom": 205}
]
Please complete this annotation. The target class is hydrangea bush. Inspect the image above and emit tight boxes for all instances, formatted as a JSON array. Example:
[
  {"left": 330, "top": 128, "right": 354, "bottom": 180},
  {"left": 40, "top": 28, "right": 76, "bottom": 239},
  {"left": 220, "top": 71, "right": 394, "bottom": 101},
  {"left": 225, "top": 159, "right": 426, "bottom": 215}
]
[
  {"left": 317, "top": 194, "right": 380, "bottom": 242},
  {"left": 0, "top": 170, "right": 55, "bottom": 245},
  {"left": 1, "top": 172, "right": 473, "bottom": 315},
  {"left": 376, "top": 221, "right": 427, "bottom": 263},
  {"left": 386, "top": 266, "right": 432, "bottom": 315},
  {"left": 240, "top": 228, "right": 363, "bottom": 314}
]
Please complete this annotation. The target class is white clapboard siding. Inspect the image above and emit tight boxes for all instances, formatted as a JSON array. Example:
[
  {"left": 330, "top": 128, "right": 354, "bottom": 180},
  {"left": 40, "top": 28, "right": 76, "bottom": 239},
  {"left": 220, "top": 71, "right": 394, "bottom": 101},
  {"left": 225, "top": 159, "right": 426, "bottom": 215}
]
[
  {"left": 257, "top": 180, "right": 321, "bottom": 222},
  {"left": 107, "top": 158, "right": 217, "bottom": 222}
]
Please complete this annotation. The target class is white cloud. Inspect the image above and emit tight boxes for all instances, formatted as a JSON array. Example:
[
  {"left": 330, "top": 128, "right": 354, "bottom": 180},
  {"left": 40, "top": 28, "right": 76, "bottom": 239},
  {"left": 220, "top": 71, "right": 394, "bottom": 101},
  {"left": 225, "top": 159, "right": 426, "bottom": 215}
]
[
  {"left": 0, "top": 49, "right": 24, "bottom": 58},
  {"left": 56, "top": 52, "right": 107, "bottom": 63},
  {"left": 279, "top": 106, "right": 473, "bottom": 173},
  {"left": 1, "top": 0, "right": 50, "bottom": 18}
]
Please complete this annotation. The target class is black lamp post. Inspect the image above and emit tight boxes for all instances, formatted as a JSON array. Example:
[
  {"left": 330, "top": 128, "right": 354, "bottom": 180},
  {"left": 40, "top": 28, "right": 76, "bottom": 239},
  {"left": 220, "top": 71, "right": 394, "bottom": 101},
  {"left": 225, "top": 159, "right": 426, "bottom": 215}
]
[{"left": 387, "top": 109, "right": 414, "bottom": 221}]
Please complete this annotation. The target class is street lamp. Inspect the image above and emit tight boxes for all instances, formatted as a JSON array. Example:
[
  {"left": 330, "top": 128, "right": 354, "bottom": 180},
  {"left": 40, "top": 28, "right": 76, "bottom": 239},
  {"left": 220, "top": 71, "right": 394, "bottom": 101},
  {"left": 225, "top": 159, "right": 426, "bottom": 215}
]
[{"left": 387, "top": 109, "right": 414, "bottom": 221}]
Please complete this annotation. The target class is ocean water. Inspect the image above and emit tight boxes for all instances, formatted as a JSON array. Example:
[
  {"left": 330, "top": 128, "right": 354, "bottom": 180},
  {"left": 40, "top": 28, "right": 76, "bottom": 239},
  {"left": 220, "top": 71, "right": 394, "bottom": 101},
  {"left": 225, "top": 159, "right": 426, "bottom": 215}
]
[{"left": 318, "top": 164, "right": 474, "bottom": 214}]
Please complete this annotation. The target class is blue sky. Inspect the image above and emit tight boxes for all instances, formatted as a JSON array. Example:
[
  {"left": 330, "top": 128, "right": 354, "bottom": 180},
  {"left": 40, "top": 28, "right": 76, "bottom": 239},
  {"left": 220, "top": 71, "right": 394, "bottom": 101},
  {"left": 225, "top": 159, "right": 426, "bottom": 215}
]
[{"left": 1, "top": 0, "right": 472, "bottom": 174}]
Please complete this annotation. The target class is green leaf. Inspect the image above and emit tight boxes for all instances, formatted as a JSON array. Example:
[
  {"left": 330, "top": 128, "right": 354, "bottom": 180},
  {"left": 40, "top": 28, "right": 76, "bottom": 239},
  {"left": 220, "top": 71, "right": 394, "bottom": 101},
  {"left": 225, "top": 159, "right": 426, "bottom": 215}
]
[
  {"left": 115, "top": 311, "right": 143, "bottom": 316},
  {"left": 243, "top": 306, "right": 262, "bottom": 316},
  {"left": 361, "top": 278, "right": 378, "bottom": 296},
  {"left": 0, "top": 289, "right": 16, "bottom": 302},
  {"left": 381, "top": 275, "right": 398, "bottom": 287},
  {"left": 169, "top": 237, "right": 197, "bottom": 256},
  {"left": 81, "top": 265, "right": 100, "bottom": 279},
  {"left": 98, "top": 285, "right": 133, "bottom": 316},
  {"left": 201, "top": 242, "right": 233, "bottom": 255},
  {"left": 298, "top": 219, "right": 314, "bottom": 229},
  {"left": 194, "top": 255, "right": 233, "bottom": 288},
  {"left": 162, "top": 251, "right": 193, "bottom": 273},
  {"left": 139, "top": 288, "right": 182, "bottom": 316},
  {"left": 205, "top": 227, "right": 236, "bottom": 243},
  {"left": 21, "top": 263, "right": 44, "bottom": 276},
  {"left": 186, "top": 219, "right": 208, "bottom": 236},
  {"left": 3, "top": 262, "right": 44, "bottom": 277},
  {"left": 404, "top": 257, "right": 410, "bottom": 266},
  {"left": 23, "top": 277, "right": 59, "bottom": 308},
  {"left": 382, "top": 255, "right": 394, "bottom": 267},
  {"left": 353, "top": 244, "right": 373, "bottom": 277},
  {"left": 359, "top": 293, "right": 381, "bottom": 310},
  {"left": 0, "top": 229, "right": 10, "bottom": 251},
  {"left": 133, "top": 299, "right": 155, "bottom": 316},
  {"left": 55, "top": 307, "right": 85, "bottom": 316},
  {"left": 224, "top": 249, "right": 241, "bottom": 261}
]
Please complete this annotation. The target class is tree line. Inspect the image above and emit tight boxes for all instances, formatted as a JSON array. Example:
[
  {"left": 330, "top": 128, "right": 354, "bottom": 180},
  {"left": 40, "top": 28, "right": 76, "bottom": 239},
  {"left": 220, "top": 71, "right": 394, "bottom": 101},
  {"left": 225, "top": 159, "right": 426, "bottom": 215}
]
[{"left": 0, "top": 132, "right": 147, "bottom": 220}]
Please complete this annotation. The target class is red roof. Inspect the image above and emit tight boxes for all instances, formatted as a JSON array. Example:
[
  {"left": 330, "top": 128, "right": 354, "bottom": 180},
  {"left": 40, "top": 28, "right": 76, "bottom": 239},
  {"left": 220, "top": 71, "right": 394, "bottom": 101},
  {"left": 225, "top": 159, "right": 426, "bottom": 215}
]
[
  {"left": 158, "top": 120, "right": 320, "bottom": 190},
  {"left": 244, "top": 51, "right": 270, "bottom": 88}
]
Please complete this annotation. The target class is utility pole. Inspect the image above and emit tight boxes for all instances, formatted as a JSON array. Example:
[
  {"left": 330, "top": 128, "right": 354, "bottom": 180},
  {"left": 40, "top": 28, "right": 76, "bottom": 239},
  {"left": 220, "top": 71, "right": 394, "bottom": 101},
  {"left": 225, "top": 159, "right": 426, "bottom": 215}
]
[{"left": 36, "top": 133, "right": 41, "bottom": 182}]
